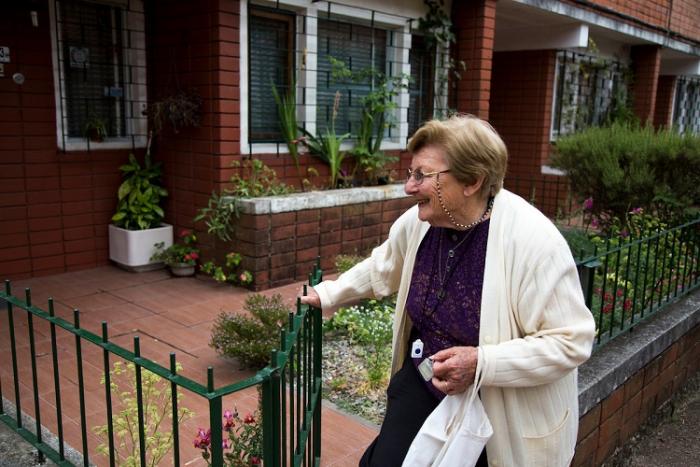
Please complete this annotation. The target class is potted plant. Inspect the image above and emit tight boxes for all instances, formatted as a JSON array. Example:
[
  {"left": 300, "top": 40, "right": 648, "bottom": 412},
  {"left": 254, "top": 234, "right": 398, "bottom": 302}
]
[
  {"left": 84, "top": 114, "right": 108, "bottom": 142},
  {"left": 108, "top": 136, "right": 172, "bottom": 270},
  {"left": 145, "top": 89, "right": 202, "bottom": 134},
  {"left": 150, "top": 230, "right": 199, "bottom": 276}
]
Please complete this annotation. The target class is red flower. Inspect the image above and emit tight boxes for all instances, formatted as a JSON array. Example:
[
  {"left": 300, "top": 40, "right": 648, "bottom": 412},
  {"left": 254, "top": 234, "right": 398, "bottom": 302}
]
[
  {"left": 623, "top": 299, "right": 632, "bottom": 311},
  {"left": 251, "top": 456, "right": 261, "bottom": 465},
  {"left": 616, "top": 289, "right": 624, "bottom": 297},
  {"left": 223, "top": 410, "right": 235, "bottom": 431},
  {"left": 190, "top": 252, "right": 199, "bottom": 260},
  {"left": 602, "top": 303, "right": 613, "bottom": 314},
  {"left": 179, "top": 229, "right": 191, "bottom": 238},
  {"left": 604, "top": 292, "right": 613, "bottom": 302},
  {"left": 244, "top": 413, "right": 256, "bottom": 424},
  {"left": 194, "top": 428, "right": 211, "bottom": 449}
]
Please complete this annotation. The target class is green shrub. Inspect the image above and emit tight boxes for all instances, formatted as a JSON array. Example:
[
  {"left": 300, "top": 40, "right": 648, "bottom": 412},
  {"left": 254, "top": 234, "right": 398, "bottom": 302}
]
[
  {"left": 209, "top": 294, "right": 290, "bottom": 369},
  {"left": 550, "top": 122, "right": 700, "bottom": 228},
  {"left": 334, "top": 254, "right": 365, "bottom": 274}
]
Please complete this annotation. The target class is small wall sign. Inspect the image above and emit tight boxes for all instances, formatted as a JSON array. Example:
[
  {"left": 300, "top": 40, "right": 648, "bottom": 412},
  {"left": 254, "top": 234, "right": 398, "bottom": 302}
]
[{"left": 0, "top": 46, "right": 10, "bottom": 63}]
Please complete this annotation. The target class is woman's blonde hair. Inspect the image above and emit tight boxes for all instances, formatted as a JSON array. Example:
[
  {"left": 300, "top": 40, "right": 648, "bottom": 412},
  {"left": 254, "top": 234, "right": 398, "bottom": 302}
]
[{"left": 407, "top": 114, "right": 508, "bottom": 197}]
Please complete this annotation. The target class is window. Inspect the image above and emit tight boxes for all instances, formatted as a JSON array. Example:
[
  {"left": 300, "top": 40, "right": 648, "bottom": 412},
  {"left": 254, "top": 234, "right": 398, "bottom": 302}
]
[
  {"left": 672, "top": 76, "right": 700, "bottom": 135},
  {"left": 316, "top": 18, "right": 387, "bottom": 135},
  {"left": 408, "top": 34, "right": 434, "bottom": 136},
  {"left": 249, "top": 8, "right": 294, "bottom": 142},
  {"left": 50, "top": 0, "right": 147, "bottom": 150},
  {"left": 551, "top": 51, "right": 629, "bottom": 138},
  {"left": 241, "top": 1, "right": 418, "bottom": 153}
]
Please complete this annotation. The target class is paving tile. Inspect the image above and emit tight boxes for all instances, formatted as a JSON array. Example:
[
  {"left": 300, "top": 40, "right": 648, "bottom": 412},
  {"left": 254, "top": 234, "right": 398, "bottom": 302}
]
[{"left": 1, "top": 265, "right": 376, "bottom": 466}]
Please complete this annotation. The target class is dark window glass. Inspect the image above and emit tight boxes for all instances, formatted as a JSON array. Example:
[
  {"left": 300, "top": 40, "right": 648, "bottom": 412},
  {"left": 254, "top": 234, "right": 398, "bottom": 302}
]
[
  {"left": 317, "top": 19, "right": 387, "bottom": 135},
  {"left": 408, "top": 35, "right": 434, "bottom": 136},
  {"left": 60, "top": 0, "right": 126, "bottom": 138},
  {"left": 249, "top": 9, "right": 294, "bottom": 142},
  {"left": 673, "top": 77, "right": 700, "bottom": 135}
]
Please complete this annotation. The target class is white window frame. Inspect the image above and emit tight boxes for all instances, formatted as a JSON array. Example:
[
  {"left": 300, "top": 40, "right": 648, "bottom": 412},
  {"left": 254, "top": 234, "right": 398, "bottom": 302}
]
[
  {"left": 49, "top": 0, "right": 148, "bottom": 151},
  {"left": 240, "top": 0, "right": 416, "bottom": 155}
]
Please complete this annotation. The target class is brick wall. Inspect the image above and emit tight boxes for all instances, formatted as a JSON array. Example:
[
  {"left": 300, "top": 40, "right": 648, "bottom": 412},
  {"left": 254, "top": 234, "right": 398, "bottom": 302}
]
[
  {"left": 654, "top": 75, "right": 676, "bottom": 129},
  {"left": 572, "top": 323, "right": 700, "bottom": 466},
  {"left": 569, "top": 1, "right": 700, "bottom": 42},
  {"left": 148, "top": 0, "right": 242, "bottom": 242},
  {"left": 452, "top": 0, "right": 497, "bottom": 119},
  {"left": 226, "top": 196, "right": 415, "bottom": 290},
  {"left": 0, "top": 3, "right": 134, "bottom": 280},
  {"left": 631, "top": 45, "right": 662, "bottom": 125}
]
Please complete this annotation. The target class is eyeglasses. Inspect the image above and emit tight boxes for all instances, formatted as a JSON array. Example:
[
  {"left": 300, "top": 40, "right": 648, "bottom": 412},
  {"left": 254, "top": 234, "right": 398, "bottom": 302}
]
[{"left": 406, "top": 168, "right": 451, "bottom": 185}]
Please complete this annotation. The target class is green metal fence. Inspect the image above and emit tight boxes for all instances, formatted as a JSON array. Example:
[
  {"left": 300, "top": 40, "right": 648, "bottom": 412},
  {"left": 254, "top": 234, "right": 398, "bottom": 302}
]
[
  {"left": 575, "top": 218, "right": 700, "bottom": 348},
  {"left": 0, "top": 263, "right": 324, "bottom": 466}
]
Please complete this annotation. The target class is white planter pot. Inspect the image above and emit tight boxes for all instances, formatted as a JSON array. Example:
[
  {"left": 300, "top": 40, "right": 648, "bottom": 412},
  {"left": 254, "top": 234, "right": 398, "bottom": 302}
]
[{"left": 108, "top": 223, "right": 173, "bottom": 271}]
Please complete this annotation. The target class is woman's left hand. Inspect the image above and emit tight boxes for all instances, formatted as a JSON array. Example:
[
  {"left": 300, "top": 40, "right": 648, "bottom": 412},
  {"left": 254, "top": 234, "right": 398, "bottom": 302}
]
[{"left": 430, "top": 346, "right": 478, "bottom": 395}]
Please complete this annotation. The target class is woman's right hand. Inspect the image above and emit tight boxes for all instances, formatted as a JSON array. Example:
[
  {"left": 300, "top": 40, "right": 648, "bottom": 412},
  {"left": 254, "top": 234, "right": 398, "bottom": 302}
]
[{"left": 298, "top": 286, "right": 321, "bottom": 309}]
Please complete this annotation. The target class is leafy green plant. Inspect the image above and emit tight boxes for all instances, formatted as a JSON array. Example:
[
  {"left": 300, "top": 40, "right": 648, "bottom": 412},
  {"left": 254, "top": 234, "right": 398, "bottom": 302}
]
[
  {"left": 551, "top": 122, "right": 700, "bottom": 229},
  {"left": 94, "top": 361, "right": 192, "bottom": 466},
  {"left": 299, "top": 91, "right": 351, "bottom": 188},
  {"left": 209, "top": 294, "right": 290, "bottom": 369},
  {"left": 151, "top": 229, "right": 199, "bottom": 266},
  {"left": 84, "top": 114, "right": 108, "bottom": 142},
  {"left": 417, "top": 0, "right": 466, "bottom": 116},
  {"left": 195, "top": 159, "right": 294, "bottom": 242},
  {"left": 325, "top": 298, "right": 394, "bottom": 389},
  {"left": 196, "top": 408, "right": 263, "bottom": 466},
  {"left": 200, "top": 251, "right": 253, "bottom": 286},
  {"left": 112, "top": 145, "right": 168, "bottom": 230},
  {"left": 328, "top": 57, "right": 406, "bottom": 185},
  {"left": 271, "top": 81, "right": 301, "bottom": 175},
  {"left": 146, "top": 89, "right": 202, "bottom": 134}
]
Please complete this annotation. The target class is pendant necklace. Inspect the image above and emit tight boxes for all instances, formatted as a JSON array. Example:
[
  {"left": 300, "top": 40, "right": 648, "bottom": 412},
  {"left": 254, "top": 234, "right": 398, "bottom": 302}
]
[{"left": 434, "top": 196, "right": 494, "bottom": 301}]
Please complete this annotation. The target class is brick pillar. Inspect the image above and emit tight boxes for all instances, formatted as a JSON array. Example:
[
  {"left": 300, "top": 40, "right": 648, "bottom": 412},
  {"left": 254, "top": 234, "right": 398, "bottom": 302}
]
[
  {"left": 631, "top": 45, "right": 661, "bottom": 125},
  {"left": 452, "top": 0, "right": 496, "bottom": 119},
  {"left": 654, "top": 75, "right": 676, "bottom": 129}
]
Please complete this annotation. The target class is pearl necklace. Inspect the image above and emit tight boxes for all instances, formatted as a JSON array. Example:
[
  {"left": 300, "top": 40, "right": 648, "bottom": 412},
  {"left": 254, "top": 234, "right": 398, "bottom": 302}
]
[{"left": 436, "top": 179, "right": 494, "bottom": 230}]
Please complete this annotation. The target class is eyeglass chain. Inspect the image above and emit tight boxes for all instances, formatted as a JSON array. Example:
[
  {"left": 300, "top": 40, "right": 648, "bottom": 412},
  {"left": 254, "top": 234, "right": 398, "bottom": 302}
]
[{"left": 436, "top": 178, "right": 495, "bottom": 230}]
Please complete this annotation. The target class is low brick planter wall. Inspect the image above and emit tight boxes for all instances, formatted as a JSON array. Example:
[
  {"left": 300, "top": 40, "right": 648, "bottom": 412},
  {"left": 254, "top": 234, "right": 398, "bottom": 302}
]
[
  {"left": 226, "top": 185, "right": 413, "bottom": 290},
  {"left": 573, "top": 289, "right": 700, "bottom": 466}
]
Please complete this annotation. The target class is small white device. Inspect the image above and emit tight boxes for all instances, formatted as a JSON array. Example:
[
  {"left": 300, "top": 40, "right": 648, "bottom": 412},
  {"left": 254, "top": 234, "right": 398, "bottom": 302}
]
[
  {"left": 418, "top": 358, "right": 434, "bottom": 381},
  {"left": 411, "top": 339, "right": 424, "bottom": 359}
]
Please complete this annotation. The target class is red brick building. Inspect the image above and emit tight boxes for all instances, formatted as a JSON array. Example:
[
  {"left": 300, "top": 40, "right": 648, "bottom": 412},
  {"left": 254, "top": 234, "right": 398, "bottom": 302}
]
[{"left": 1, "top": 0, "right": 699, "bottom": 281}]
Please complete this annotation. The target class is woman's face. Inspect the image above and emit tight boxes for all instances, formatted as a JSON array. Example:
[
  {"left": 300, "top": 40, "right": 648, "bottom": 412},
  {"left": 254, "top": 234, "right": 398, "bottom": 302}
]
[{"left": 405, "top": 144, "right": 467, "bottom": 227}]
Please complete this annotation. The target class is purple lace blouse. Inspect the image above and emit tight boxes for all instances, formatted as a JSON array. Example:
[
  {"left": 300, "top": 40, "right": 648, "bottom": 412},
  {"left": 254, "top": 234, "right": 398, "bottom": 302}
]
[{"left": 406, "top": 220, "right": 490, "bottom": 399}]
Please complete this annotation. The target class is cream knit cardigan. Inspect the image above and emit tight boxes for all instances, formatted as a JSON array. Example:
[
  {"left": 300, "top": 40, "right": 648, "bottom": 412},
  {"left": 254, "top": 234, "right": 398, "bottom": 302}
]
[{"left": 315, "top": 189, "right": 596, "bottom": 467}]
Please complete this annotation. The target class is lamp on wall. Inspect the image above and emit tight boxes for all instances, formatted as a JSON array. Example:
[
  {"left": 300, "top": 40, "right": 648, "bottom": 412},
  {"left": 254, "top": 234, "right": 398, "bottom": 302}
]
[{"left": 31, "top": 11, "right": 39, "bottom": 27}]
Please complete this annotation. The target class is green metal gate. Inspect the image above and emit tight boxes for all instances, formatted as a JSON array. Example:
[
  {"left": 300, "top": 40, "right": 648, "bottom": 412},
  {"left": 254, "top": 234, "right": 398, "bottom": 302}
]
[{"left": 0, "top": 263, "right": 323, "bottom": 466}]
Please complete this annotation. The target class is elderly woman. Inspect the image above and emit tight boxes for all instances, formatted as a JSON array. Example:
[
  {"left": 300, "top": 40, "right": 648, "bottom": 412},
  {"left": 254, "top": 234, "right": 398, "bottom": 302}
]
[{"left": 301, "top": 115, "right": 596, "bottom": 466}]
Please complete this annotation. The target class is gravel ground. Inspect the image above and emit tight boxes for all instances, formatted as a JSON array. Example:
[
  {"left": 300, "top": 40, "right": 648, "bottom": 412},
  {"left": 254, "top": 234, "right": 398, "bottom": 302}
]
[
  {"left": 322, "top": 336, "right": 387, "bottom": 425},
  {"left": 0, "top": 422, "right": 56, "bottom": 467}
]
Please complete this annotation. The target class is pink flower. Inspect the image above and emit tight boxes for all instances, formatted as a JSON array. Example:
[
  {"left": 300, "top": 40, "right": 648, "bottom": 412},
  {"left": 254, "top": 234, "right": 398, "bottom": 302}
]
[
  {"left": 630, "top": 207, "right": 643, "bottom": 215},
  {"left": 244, "top": 413, "right": 256, "bottom": 424},
  {"left": 194, "top": 428, "right": 211, "bottom": 449},
  {"left": 620, "top": 229, "right": 629, "bottom": 238},
  {"left": 184, "top": 254, "right": 191, "bottom": 261},
  {"left": 590, "top": 218, "right": 599, "bottom": 229},
  {"left": 179, "top": 229, "right": 191, "bottom": 238},
  {"left": 222, "top": 439, "right": 230, "bottom": 449},
  {"left": 190, "top": 252, "right": 199, "bottom": 260},
  {"left": 251, "top": 456, "right": 261, "bottom": 465},
  {"left": 583, "top": 197, "right": 593, "bottom": 210},
  {"left": 223, "top": 410, "right": 235, "bottom": 431}
]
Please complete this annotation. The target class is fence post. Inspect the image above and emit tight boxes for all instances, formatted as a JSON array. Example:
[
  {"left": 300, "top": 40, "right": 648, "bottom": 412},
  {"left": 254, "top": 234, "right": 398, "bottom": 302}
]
[{"left": 577, "top": 260, "right": 601, "bottom": 310}]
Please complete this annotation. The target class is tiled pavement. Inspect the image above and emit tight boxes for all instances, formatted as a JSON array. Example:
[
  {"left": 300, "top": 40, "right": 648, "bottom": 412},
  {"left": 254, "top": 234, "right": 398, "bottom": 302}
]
[{"left": 0, "top": 266, "right": 378, "bottom": 466}]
